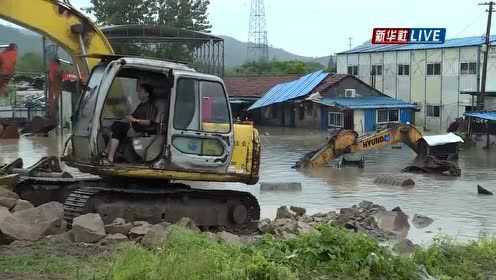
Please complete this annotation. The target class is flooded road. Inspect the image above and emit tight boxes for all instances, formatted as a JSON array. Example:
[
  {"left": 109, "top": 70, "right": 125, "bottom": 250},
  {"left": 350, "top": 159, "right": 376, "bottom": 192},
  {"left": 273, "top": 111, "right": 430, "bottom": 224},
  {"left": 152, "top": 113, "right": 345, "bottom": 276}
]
[{"left": 2, "top": 127, "right": 496, "bottom": 243}]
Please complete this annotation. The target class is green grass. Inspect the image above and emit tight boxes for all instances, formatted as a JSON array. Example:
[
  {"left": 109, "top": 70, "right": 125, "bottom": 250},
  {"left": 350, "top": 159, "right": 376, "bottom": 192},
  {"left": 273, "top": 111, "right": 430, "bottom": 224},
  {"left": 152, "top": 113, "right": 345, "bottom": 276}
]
[
  {"left": 4, "top": 225, "right": 496, "bottom": 280},
  {"left": 100, "top": 225, "right": 296, "bottom": 280},
  {"left": 414, "top": 236, "right": 496, "bottom": 280}
]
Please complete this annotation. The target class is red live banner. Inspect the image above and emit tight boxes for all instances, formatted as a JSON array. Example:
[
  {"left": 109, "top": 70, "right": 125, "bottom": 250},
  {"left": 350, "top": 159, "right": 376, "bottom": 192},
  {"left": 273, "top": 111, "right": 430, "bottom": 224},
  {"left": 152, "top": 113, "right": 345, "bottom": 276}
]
[{"left": 371, "top": 28, "right": 446, "bottom": 44}]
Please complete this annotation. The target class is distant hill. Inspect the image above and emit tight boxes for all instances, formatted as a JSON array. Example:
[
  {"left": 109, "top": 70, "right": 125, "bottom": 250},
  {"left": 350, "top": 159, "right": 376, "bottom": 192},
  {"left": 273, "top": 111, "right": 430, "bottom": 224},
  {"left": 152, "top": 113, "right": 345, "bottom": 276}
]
[
  {"left": 0, "top": 24, "right": 42, "bottom": 55},
  {"left": 0, "top": 24, "right": 334, "bottom": 69},
  {"left": 220, "top": 35, "right": 333, "bottom": 68}
]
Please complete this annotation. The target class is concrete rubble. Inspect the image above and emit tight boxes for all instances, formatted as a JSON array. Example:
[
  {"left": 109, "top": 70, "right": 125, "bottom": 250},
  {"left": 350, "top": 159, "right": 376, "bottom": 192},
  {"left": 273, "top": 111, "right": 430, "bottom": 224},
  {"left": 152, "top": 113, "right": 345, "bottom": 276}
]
[{"left": 260, "top": 182, "right": 302, "bottom": 192}]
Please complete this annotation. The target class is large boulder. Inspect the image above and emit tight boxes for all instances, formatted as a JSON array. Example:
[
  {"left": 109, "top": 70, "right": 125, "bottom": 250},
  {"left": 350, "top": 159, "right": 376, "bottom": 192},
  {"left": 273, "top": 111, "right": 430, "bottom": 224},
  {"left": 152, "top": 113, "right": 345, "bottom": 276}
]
[
  {"left": 0, "top": 197, "right": 16, "bottom": 209},
  {"left": 141, "top": 224, "right": 170, "bottom": 249},
  {"left": 273, "top": 218, "right": 298, "bottom": 236},
  {"left": 100, "top": 233, "right": 129, "bottom": 246},
  {"left": 0, "top": 188, "right": 19, "bottom": 199},
  {"left": 129, "top": 222, "right": 152, "bottom": 239},
  {"left": 0, "top": 206, "right": 12, "bottom": 224},
  {"left": 257, "top": 218, "right": 273, "bottom": 234},
  {"left": 276, "top": 206, "right": 294, "bottom": 220},
  {"left": 0, "top": 202, "right": 65, "bottom": 243},
  {"left": 175, "top": 217, "right": 200, "bottom": 232},
  {"left": 105, "top": 218, "right": 134, "bottom": 235},
  {"left": 72, "top": 213, "right": 106, "bottom": 243},
  {"left": 373, "top": 209, "right": 410, "bottom": 239},
  {"left": 216, "top": 231, "right": 242, "bottom": 246},
  {"left": 412, "top": 214, "right": 434, "bottom": 229},
  {"left": 12, "top": 200, "right": 34, "bottom": 213},
  {"left": 290, "top": 206, "right": 306, "bottom": 217}
]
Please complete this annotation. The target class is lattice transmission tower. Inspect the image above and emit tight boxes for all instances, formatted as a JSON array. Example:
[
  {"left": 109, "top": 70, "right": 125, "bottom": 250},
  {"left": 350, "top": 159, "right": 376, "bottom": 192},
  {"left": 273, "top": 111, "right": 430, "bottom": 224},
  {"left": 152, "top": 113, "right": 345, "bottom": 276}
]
[{"left": 247, "top": 0, "right": 269, "bottom": 62}]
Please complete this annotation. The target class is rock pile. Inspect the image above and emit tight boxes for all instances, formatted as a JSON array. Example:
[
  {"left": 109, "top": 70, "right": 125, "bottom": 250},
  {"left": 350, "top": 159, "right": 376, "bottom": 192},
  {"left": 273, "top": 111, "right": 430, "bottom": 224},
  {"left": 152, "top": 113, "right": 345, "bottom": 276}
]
[
  {"left": 0, "top": 184, "right": 426, "bottom": 256},
  {"left": 257, "top": 201, "right": 412, "bottom": 242}
]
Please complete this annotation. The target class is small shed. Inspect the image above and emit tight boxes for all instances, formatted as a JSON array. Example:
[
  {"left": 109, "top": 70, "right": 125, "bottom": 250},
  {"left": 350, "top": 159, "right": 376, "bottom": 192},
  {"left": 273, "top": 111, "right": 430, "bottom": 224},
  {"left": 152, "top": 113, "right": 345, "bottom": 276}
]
[{"left": 417, "top": 133, "right": 464, "bottom": 160}]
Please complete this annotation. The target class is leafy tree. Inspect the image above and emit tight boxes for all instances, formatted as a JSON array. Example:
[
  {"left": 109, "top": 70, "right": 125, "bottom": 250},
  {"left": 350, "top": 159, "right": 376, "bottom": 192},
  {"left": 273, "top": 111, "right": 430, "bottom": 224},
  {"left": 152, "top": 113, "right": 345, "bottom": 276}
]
[
  {"left": 86, "top": 0, "right": 211, "bottom": 32},
  {"left": 86, "top": 0, "right": 211, "bottom": 64}
]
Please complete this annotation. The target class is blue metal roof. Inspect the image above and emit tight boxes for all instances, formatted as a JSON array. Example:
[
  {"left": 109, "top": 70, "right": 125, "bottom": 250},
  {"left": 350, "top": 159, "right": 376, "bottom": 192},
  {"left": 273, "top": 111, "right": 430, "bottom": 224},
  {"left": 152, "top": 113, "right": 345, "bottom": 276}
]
[
  {"left": 315, "top": 96, "right": 416, "bottom": 109},
  {"left": 248, "top": 70, "right": 328, "bottom": 110},
  {"left": 464, "top": 111, "right": 496, "bottom": 121},
  {"left": 339, "top": 35, "right": 496, "bottom": 54}
]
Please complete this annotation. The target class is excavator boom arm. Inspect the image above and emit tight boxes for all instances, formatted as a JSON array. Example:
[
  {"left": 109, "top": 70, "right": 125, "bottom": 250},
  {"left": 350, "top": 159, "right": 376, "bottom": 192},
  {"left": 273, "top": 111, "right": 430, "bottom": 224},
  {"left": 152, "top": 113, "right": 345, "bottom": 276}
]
[
  {"left": 295, "top": 124, "right": 423, "bottom": 168},
  {"left": 0, "top": 0, "right": 114, "bottom": 77}
]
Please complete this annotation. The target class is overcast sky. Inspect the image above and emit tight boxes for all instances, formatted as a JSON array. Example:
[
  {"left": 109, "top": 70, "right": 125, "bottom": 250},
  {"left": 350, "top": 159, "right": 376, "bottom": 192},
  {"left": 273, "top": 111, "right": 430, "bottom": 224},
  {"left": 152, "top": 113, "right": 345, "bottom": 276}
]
[{"left": 49, "top": 0, "right": 496, "bottom": 57}]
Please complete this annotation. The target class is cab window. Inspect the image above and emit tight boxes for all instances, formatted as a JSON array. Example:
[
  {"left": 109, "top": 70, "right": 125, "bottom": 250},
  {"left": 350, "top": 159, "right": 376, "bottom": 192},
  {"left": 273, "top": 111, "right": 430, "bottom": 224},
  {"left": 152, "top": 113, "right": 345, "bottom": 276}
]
[{"left": 174, "top": 78, "right": 231, "bottom": 133}]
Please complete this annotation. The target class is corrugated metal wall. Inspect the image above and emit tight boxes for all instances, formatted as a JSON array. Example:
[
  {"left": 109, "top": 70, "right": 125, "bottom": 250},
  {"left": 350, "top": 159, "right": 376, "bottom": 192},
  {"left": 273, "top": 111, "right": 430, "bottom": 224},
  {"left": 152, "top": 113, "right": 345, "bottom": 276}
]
[
  {"left": 364, "top": 109, "right": 376, "bottom": 132},
  {"left": 400, "top": 109, "right": 412, "bottom": 123}
]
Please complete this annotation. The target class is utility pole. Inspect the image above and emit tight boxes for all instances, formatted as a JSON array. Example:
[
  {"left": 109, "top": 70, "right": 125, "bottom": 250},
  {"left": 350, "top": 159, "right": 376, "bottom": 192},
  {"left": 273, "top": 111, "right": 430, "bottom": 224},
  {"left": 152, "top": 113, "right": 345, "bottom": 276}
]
[
  {"left": 348, "top": 37, "right": 352, "bottom": 49},
  {"left": 479, "top": 1, "right": 495, "bottom": 110}
]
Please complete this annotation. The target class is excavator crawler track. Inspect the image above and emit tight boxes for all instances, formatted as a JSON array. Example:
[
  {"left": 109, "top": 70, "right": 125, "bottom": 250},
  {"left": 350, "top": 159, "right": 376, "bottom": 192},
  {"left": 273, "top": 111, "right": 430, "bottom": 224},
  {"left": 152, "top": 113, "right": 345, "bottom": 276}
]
[{"left": 61, "top": 181, "right": 260, "bottom": 232}]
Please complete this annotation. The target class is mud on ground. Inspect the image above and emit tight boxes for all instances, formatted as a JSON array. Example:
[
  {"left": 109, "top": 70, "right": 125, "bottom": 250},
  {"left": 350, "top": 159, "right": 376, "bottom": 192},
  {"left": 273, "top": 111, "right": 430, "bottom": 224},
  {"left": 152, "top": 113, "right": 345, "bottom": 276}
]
[{"left": 0, "top": 234, "right": 115, "bottom": 280}]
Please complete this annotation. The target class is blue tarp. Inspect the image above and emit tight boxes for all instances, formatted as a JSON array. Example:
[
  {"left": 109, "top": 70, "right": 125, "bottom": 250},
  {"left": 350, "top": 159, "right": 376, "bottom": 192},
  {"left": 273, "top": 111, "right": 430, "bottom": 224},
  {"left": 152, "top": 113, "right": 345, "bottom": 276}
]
[
  {"left": 464, "top": 111, "right": 496, "bottom": 121},
  {"left": 339, "top": 35, "right": 496, "bottom": 54},
  {"left": 248, "top": 70, "right": 328, "bottom": 111},
  {"left": 315, "top": 96, "right": 416, "bottom": 109}
]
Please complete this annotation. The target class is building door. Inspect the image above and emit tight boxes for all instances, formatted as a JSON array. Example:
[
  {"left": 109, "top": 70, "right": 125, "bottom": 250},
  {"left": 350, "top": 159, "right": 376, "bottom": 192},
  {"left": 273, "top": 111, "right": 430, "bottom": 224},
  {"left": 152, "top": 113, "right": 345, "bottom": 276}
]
[{"left": 344, "top": 110, "right": 354, "bottom": 129}]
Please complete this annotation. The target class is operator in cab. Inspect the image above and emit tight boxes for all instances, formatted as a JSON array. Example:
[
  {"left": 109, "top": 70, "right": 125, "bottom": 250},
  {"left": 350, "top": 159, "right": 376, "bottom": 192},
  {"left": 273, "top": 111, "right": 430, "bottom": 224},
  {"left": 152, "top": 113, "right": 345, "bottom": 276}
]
[{"left": 104, "top": 83, "right": 157, "bottom": 163}]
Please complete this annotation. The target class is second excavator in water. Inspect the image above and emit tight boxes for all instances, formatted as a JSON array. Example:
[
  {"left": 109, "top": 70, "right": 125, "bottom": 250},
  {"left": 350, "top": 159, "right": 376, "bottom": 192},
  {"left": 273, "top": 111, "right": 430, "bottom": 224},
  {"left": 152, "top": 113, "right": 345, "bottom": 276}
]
[{"left": 294, "top": 124, "right": 463, "bottom": 176}]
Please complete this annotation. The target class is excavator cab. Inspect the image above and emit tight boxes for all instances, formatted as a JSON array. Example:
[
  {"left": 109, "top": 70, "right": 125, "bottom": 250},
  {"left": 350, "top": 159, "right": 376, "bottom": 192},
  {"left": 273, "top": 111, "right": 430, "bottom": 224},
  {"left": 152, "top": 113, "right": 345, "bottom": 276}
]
[{"left": 66, "top": 56, "right": 233, "bottom": 174}]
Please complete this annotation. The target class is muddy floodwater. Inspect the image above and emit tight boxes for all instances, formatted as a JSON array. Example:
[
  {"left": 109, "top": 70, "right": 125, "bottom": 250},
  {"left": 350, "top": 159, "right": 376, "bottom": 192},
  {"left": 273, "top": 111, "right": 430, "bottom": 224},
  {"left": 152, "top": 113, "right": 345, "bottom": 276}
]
[{"left": 2, "top": 127, "right": 496, "bottom": 244}]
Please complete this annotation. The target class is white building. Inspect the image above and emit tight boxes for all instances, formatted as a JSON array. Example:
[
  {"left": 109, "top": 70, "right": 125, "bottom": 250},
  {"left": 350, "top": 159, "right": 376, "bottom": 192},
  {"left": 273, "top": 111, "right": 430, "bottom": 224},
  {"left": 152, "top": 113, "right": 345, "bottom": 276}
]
[{"left": 336, "top": 36, "right": 496, "bottom": 131}]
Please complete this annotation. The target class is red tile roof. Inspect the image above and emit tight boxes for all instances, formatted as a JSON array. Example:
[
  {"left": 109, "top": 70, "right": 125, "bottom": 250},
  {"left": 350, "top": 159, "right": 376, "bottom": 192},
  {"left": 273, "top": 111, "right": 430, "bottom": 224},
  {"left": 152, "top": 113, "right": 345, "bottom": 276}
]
[
  {"left": 224, "top": 75, "right": 300, "bottom": 97},
  {"left": 312, "top": 74, "right": 349, "bottom": 93}
]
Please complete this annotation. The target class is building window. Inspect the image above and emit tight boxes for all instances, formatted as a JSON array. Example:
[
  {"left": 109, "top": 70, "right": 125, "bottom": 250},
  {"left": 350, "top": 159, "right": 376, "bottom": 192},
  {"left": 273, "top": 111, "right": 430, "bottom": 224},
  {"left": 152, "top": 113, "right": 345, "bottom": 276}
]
[
  {"left": 427, "top": 63, "right": 441, "bottom": 75},
  {"left": 465, "top": 106, "right": 476, "bottom": 112},
  {"left": 426, "top": 105, "right": 440, "bottom": 117},
  {"left": 460, "top": 62, "right": 477, "bottom": 75},
  {"left": 347, "top": 65, "right": 358, "bottom": 76},
  {"left": 328, "top": 111, "right": 344, "bottom": 128},
  {"left": 377, "top": 109, "right": 399, "bottom": 124},
  {"left": 371, "top": 65, "right": 383, "bottom": 75},
  {"left": 398, "top": 64, "right": 410, "bottom": 76}
]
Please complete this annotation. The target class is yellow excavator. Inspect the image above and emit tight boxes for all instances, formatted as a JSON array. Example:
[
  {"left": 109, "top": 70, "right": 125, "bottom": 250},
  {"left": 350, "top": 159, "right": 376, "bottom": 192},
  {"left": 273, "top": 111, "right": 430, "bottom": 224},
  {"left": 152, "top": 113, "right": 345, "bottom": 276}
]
[
  {"left": 294, "top": 124, "right": 463, "bottom": 176},
  {"left": 0, "top": 0, "right": 261, "bottom": 230}
]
